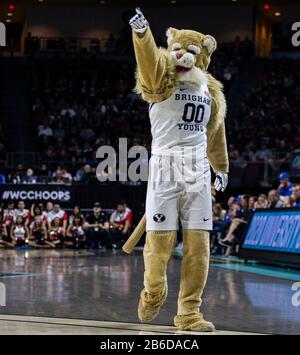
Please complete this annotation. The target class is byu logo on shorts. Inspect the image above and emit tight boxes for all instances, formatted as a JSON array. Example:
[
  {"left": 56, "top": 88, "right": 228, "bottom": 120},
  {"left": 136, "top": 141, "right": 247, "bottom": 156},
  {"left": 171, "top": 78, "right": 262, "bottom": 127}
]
[{"left": 153, "top": 213, "right": 166, "bottom": 223}]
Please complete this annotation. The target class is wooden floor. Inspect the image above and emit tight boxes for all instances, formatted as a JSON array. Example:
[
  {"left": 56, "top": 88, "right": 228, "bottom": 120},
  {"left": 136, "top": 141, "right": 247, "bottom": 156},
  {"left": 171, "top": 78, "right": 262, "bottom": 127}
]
[
  {"left": 0, "top": 315, "right": 262, "bottom": 335},
  {"left": 0, "top": 249, "right": 299, "bottom": 335}
]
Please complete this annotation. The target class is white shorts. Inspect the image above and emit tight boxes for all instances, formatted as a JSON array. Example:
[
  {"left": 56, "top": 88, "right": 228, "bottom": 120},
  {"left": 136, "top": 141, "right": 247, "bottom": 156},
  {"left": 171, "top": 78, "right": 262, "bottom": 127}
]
[{"left": 146, "top": 155, "right": 212, "bottom": 231}]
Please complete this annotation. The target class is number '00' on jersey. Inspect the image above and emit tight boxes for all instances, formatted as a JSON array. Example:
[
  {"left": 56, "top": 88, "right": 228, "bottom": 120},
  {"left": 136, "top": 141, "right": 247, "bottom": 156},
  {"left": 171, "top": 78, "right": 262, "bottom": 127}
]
[{"left": 149, "top": 83, "right": 211, "bottom": 156}]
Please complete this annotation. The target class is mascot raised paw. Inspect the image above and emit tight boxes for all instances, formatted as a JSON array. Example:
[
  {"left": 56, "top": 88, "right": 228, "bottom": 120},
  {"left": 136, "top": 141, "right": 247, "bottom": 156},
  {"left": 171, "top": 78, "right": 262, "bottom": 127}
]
[{"left": 127, "top": 8, "right": 229, "bottom": 332}]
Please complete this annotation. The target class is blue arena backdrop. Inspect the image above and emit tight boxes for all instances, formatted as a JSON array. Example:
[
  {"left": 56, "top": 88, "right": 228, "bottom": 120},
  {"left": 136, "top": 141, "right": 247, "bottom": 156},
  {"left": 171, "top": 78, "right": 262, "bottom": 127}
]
[{"left": 241, "top": 208, "right": 300, "bottom": 268}]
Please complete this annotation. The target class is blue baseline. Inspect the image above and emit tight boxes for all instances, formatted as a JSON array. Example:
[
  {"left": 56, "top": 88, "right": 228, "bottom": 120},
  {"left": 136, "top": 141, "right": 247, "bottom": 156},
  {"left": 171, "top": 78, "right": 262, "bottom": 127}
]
[
  {"left": 212, "top": 263, "right": 300, "bottom": 281},
  {"left": 0, "top": 273, "right": 40, "bottom": 279}
]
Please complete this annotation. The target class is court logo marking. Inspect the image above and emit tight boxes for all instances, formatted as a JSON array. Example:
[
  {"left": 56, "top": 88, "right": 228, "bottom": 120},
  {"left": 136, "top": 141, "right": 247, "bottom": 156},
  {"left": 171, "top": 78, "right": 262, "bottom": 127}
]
[
  {"left": 292, "top": 282, "right": 300, "bottom": 307},
  {"left": 0, "top": 282, "right": 6, "bottom": 306},
  {"left": 291, "top": 22, "right": 300, "bottom": 47}
]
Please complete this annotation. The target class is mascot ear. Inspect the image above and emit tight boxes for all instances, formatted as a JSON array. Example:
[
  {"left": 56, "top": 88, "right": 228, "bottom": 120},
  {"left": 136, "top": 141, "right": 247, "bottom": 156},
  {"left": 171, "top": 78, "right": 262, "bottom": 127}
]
[
  {"left": 166, "top": 27, "right": 178, "bottom": 45},
  {"left": 202, "top": 35, "right": 217, "bottom": 55}
]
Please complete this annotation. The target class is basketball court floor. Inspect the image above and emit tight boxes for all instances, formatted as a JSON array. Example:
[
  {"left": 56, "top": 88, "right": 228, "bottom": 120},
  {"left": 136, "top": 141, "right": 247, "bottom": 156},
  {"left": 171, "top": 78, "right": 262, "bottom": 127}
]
[{"left": 0, "top": 249, "right": 299, "bottom": 335}]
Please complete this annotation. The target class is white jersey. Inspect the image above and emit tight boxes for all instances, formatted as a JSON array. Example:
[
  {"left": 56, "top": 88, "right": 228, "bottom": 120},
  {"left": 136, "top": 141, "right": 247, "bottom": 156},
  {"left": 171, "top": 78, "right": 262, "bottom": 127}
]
[
  {"left": 47, "top": 209, "right": 67, "bottom": 223},
  {"left": 149, "top": 82, "right": 212, "bottom": 159},
  {"left": 13, "top": 226, "right": 26, "bottom": 240}
]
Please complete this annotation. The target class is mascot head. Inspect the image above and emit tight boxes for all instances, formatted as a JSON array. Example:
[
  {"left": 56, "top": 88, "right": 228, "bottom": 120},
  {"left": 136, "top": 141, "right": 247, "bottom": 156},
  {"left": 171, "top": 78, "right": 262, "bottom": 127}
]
[{"left": 166, "top": 28, "right": 217, "bottom": 81}]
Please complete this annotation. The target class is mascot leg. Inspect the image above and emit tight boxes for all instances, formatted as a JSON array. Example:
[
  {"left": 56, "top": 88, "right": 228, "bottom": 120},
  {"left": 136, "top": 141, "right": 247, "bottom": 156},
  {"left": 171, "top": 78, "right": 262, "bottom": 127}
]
[
  {"left": 138, "top": 230, "right": 176, "bottom": 322},
  {"left": 174, "top": 229, "right": 215, "bottom": 332}
]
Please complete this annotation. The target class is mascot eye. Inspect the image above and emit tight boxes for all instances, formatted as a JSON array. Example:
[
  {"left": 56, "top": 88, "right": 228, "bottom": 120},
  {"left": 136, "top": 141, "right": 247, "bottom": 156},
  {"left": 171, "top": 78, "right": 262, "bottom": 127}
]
[
  {"left": 187, "top": 45, "right": 201, "bottom": 55},
  {"left": 172, "top": 43, "right": 181, "bottom": 51}
]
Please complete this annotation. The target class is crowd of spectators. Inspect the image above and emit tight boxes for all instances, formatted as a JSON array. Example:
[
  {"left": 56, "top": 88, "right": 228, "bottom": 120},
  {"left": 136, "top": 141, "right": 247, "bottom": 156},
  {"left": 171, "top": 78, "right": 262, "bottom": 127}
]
[
  {"left": 0, "top": 200, "right": 132, "bottom": 250},
  {"left": 25, "top": 37, "right": 299, "bottom": 186},
  {"left": 30, "top": 56, "right": 148, "bottom": 171},
  {"left": 227, "top": 57, "right": 300, "bottom": 174},
  {"left": 28, "top": 36, "right": 254, "bottom": 170},
  {"left": 210, "top": 172, "right": 300, "bottom": 257},
  {"left": 2, "top": 33, "right": 300, "bottom": 259},
  {"left": 1, "top": 171, "right": 299, "bottom": 257},
  {"left": 210, "top": 35, "right": 254, "bottom": 91},
  {"left": 0, "top": 164, "right": 77, "bottom": 185},
  {"left": 0, "top": 33, "right": 298, "bottom": 187},
  {"left": 25, "top": 32, "right": 132, "bottom": 56}
]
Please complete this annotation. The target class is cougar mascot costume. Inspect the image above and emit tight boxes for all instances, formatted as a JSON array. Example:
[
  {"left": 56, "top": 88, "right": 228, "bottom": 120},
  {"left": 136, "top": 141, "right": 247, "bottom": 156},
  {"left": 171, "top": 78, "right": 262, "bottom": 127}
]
[{"left": 129, "top": 8, "right": 229, "bottom": 331}]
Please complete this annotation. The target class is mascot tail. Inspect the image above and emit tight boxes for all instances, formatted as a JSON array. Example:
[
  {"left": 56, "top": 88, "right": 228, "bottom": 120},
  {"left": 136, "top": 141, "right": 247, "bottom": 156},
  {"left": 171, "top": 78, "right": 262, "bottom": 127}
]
[{"left": 122, "top": 214, "right": 146, "bottom": 254}]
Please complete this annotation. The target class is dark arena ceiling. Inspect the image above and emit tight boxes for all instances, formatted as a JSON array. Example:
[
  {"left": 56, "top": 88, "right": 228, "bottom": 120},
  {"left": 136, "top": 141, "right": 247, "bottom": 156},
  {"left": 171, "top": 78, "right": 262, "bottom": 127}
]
[{"left": 0, "top": 0, "right": 295, "bottom": 23}]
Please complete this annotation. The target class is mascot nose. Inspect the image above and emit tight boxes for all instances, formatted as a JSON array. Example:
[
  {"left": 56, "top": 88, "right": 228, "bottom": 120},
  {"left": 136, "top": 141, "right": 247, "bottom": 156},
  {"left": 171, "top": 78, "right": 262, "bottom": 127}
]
[{"left": 176, "top": 53, "right": 183, "bottom": 59}]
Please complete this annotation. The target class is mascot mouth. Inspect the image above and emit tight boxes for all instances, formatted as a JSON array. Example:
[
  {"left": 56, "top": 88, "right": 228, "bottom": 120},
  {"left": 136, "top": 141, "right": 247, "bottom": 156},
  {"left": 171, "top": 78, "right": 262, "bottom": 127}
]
[{"left": 176, "top": 66, "right": 192, "bottom": 73}]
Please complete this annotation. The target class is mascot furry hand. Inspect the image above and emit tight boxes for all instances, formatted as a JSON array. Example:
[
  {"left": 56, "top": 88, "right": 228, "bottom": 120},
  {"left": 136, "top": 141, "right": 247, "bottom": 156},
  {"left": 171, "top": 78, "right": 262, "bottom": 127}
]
[{"left": 129, "top": 8, "right": 229, "bottom": 331}]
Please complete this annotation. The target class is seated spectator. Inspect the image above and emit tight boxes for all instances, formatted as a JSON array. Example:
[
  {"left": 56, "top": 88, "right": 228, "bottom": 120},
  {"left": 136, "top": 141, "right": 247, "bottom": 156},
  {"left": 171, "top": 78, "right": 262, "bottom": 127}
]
[
  {"left": 30, "top": 203, "right": 48, "bottom": 224},
  {"left": 3, "top": 201, "right": 15, "bottom": 230},
  {"left": 0, "top": 172, "right": 5, "bottom": 184},
  {"left": 45, "top": 201, "right": 54, "bottom": 215},
  {"left": 0, "top": 214, "right": 11, "bottom": 247},
  {"left": 278, "top": 172, "right": 293, "bottom": 197},
  {"left": 47, "top": 203, "right": 68, "bottom": 231},
  {"left": 12, "top": 164, "right": 25, "bottom": 184},
  {"left": 248, "top": 196, "right": 257, "bottom": 209},
  {"left": 69, "top": 205, "right": 85, "bottom": 225},
  {"left": 115, "top": 199, "right": 133, "bottom": 224},
  {"left": 14, "top": 200, "right": 30, "bottom": 226},
  {"left": 210, "top": 203, "right": 231, "bottom": 255},
  {"left": 235, "top": 195, "right": 252, "bottom": 220},
  {"left": 10, "top": 216, "right": 29, "bottom": 247},
  {"left": 51, "top": 168, "right": 64, "bottom": 184},
  {"left": 230, "top": 150, "right": 247, "bottom": 168},
  {"left": 267, "top": 189, "right": 284, "bottom": 208},
  {"left": 254, "top": 194, "right": 268, "bottom": 209},
  {"left": 255, "top": 143, "right": 273, "bottom": 162},
  {"left": 109, "top": 202, "right": 132, "bottom": 249},
  {"left": 226, "top": 196, "right": 236, "bottom": 210},
  {"left": 51, "top": 166, "right": 72, "bottom": 184},
  {"left": 65, "top": 216, "right": 86, "bottom": 249},
  {"left": 53, "top": 122, "right": 66, "bottom": 140},
  {"left": 38, "top": 121, "right": 53, "bottom": 138},
  {"left": 36, "top": 163, "right": 51, "bottom": 182},
  {"left": 291, "top": 185, "right": 300, "bottom": 207},
  {"left": 212, "top": 203, "right": 226, "bottom": 221},
  {"left": 28, "top": 216, "right": 50, "bottom": 248},
  {"left": 60, "top": 104, "right": 76, "bottom": 118},
  {"left": 23, "top": 168, "right": 37, "bottom": 184},
  {"left": 61, "top": 167, "right": 72, "bottom": 183},
  {"left": 48, "top": 217, "right": 65, "bottom": 248},
  {"left": 219, "top": 195, "right": 251, "bottom": 255},
  {"left": 84, "top": 202, "right": 109, "bottom": 249},
  {"left": 74, "top": 164, "right": 94, "bottom": 183}
]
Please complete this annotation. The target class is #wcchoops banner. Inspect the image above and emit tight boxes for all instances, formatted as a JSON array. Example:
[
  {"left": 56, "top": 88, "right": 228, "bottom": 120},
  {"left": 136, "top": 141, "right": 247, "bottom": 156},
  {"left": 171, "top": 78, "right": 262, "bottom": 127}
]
[{"left": 0, "top": 184, "right": 72, "bottom": 205}]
